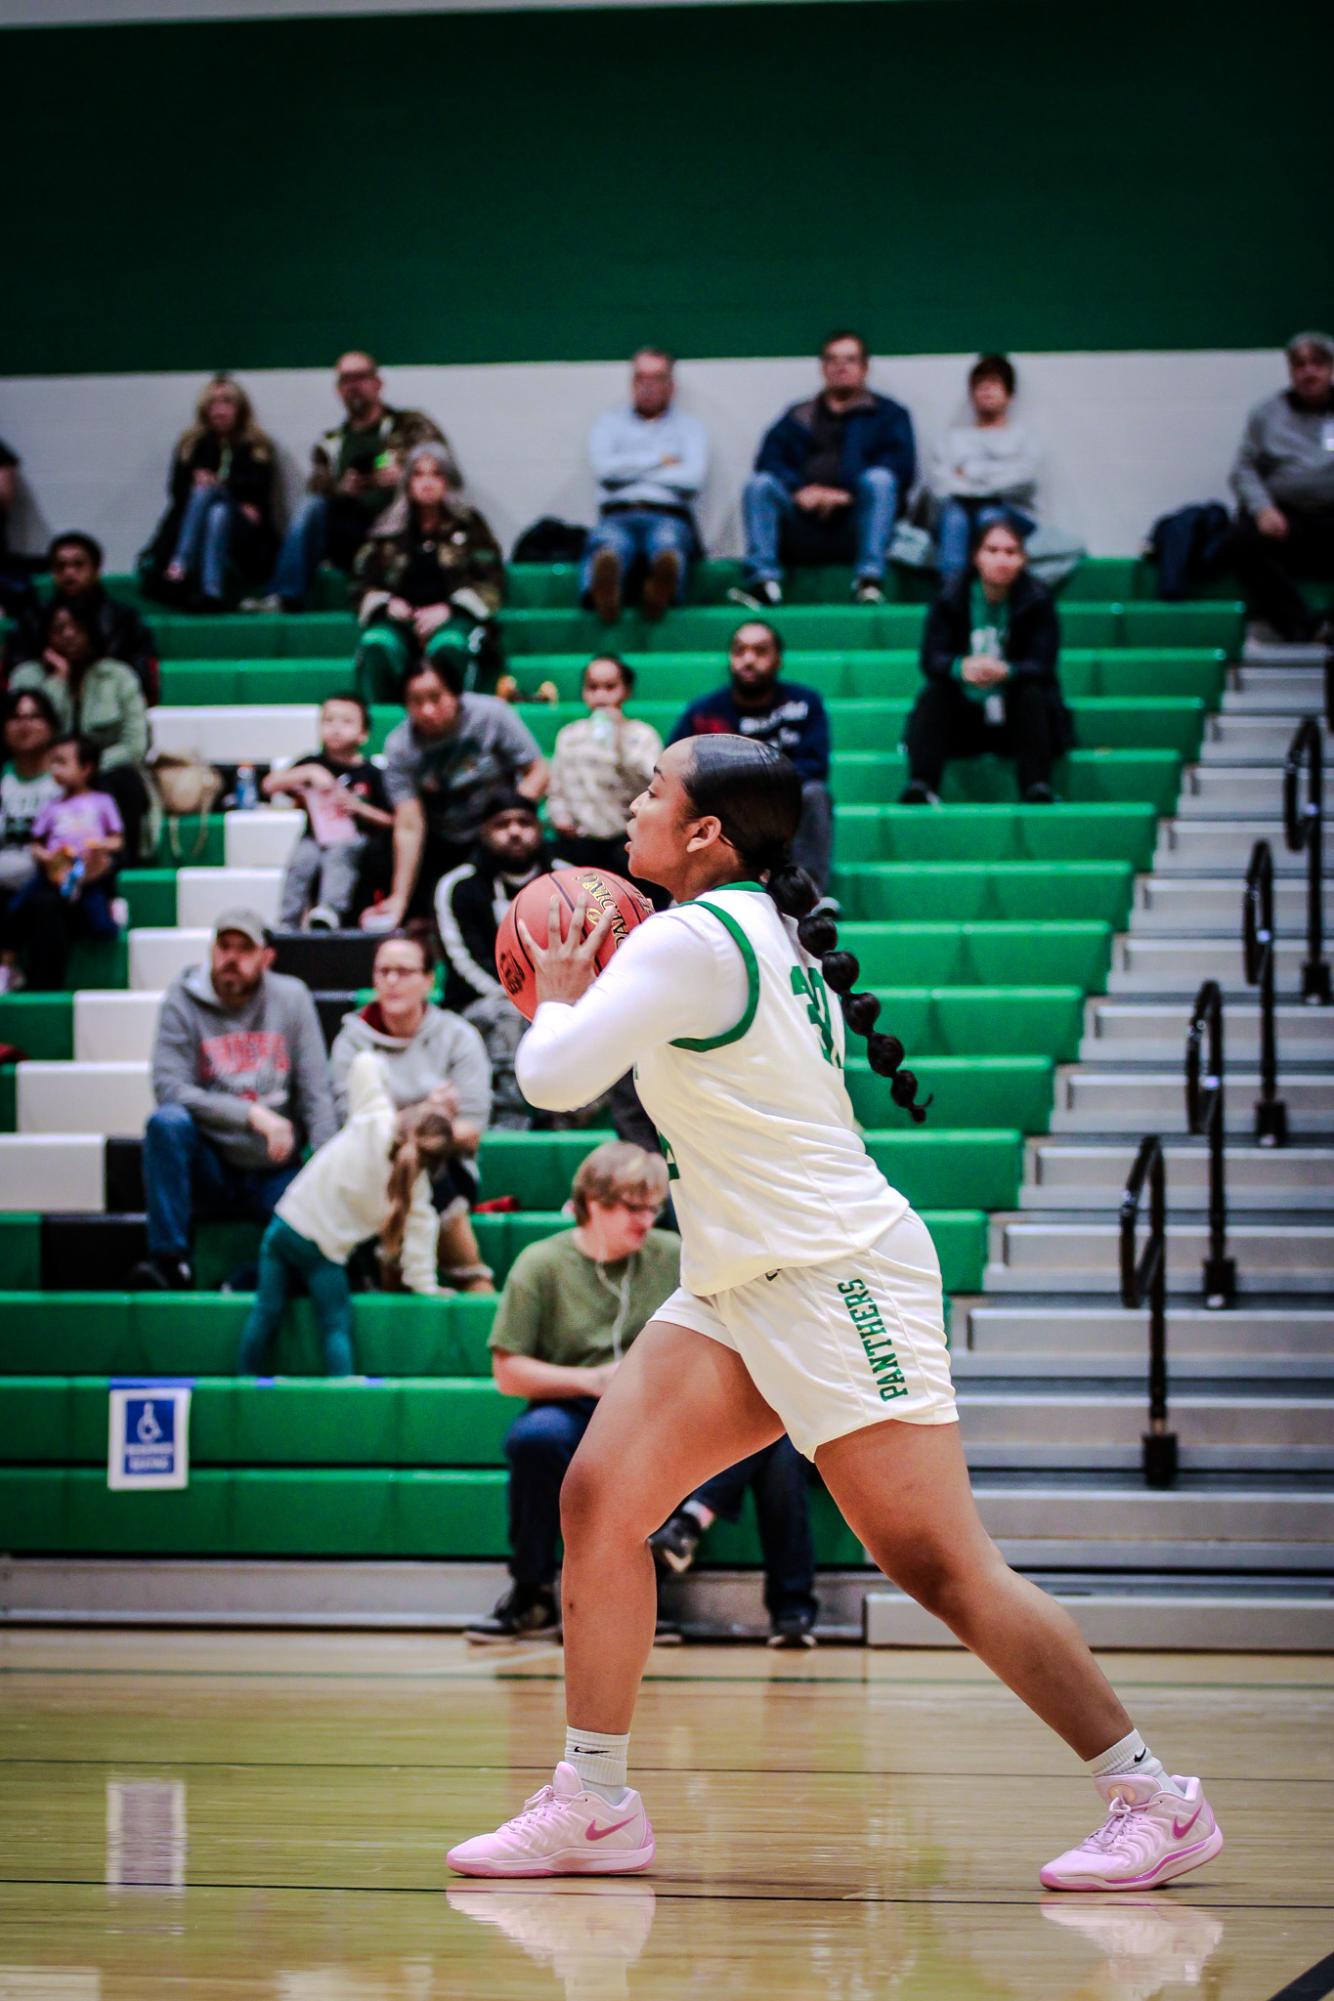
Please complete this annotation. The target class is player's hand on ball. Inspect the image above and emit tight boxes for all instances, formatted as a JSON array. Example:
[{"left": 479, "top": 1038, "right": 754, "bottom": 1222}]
[{"left": 518, "top": 894, "right": 615, "bottom": 1006}]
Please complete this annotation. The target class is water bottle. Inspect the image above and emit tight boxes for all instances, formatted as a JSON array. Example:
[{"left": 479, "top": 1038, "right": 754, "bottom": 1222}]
[
  {"left": 61, "top": 856, "right": 85, "bottom": 903},
  {"left": 591, "top": 709, "right": 616, "bottom": 746},
  {"left": 235, "top": 764, "right": 258, "bottom": 811}
]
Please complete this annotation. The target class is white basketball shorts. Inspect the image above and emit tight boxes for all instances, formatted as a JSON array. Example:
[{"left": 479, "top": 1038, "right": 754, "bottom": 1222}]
[{"left": 651, "top": 1207, "right": 957, "bottom": 1460}]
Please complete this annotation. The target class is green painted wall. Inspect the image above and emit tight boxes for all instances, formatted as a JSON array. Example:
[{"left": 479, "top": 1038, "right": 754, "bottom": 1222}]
[{"left": 5, "top": 0, "right": 1326, "bottom": 375}]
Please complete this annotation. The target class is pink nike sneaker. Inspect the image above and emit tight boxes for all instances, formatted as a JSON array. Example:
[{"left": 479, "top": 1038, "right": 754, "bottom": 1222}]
[
  {"left": 447, "top": 1761, "right": 655, "bottom": 1879},
  {"left": 1040, "top": 1774, "right": 1223, "bottom": 1892}
]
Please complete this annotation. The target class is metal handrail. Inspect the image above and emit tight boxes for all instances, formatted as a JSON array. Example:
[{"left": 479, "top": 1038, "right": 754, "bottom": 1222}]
[
  {"left": 1185, "top": 979, "right": 1237, "bottom": 1308},
  {"left": 1119, "top": 1135, "right": 1177, "bottom": 1488},
  {"left": 1283, "top": 715, "right": 1331, "bottom": 1004},
  {"left": 1242, "top": 840, "right": 1288, "bottom": 1146}
]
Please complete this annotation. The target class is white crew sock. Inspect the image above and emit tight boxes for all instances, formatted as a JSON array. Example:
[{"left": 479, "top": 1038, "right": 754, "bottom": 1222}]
[
  {"left": 564, "top": 1726, "right": 630, "bottom": 1804},
  {"left": 1086, "top": 1727, "right": 1187, "bottom": 1798}
]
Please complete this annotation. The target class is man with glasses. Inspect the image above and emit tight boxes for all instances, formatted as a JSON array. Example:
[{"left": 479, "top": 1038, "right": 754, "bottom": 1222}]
[{"left": 245, "top": 351, "right": 454, "bottom": 613}]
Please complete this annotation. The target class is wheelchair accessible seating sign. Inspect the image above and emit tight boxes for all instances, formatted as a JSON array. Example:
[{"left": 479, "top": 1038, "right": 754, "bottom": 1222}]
[{"left": 108, "top": 1386, "right": 192, "bottom": 1491}]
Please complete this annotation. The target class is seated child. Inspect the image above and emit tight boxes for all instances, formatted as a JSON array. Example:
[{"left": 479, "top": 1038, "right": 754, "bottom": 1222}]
[
  {"left": 237, "top": 1049, "right": 455, "bottom": 1376},
  {"left": 263, "top": 692, "right": 392, "bottom": 930},
  {"left": 0, "top": 733, "right": 123, "bottom": 990}
]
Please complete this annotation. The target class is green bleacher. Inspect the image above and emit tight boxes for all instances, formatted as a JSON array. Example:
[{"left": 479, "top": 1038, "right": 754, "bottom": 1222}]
[{"left": 0, "top": 554, "right": 1236, "bottom": 1568}]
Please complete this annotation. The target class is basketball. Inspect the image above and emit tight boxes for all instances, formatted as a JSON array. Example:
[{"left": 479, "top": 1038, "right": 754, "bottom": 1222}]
[{"left": 495, "top": 867, "right": 654, "bottom": 1019}]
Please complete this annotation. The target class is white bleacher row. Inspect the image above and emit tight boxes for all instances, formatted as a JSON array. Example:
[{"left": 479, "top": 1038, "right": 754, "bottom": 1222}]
[{"left": 152, "top": 707, "right": 322, "bottom": 765}]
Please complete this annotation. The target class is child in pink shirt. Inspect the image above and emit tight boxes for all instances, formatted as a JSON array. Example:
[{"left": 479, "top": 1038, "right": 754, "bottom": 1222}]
[{"left": 1, "top": 734, "right": 124, "bottom": 990}]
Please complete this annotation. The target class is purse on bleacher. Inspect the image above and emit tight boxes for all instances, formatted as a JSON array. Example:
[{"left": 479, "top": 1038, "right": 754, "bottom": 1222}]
[{"left": 147, "top": 750, "right": 224, "bottom": 859}]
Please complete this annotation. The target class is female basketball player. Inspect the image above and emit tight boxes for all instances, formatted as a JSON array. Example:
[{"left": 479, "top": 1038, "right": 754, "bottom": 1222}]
[{"left": 447, "top": 736, "right": 1223, "bottom": 1892}]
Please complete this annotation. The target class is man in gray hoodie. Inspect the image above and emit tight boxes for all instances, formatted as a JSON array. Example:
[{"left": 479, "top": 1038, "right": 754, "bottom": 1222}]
[
  {"left": 1227, "top": 331, "right": 1334, "bottom": 643},
  {"left": 131, "top": 908, "right": 337, "bottom": 1290}
]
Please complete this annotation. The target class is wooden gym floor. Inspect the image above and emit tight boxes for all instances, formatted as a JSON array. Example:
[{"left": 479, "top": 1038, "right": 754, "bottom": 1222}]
[{"left": 1, "top": 1629, "right": 1330, "bottom": 1999}]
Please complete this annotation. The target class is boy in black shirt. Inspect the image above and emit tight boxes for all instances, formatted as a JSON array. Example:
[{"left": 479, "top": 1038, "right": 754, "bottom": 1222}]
[{"left": 264, "top": 692, "right": 393, "bottom": 929}]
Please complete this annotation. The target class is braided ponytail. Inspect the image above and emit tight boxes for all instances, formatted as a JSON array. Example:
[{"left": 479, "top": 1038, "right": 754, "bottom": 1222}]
[
  {"left": 766, "top": 862, "right": 931, "bottom": 1123},
  {"left": 679, "top": 736, "right": 930, "bottom": 1124}
]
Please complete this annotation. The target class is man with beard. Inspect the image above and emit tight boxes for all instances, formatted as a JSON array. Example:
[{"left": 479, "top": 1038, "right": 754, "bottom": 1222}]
[
  {"left": 131, "top": 908, "right": 336, "bottom": 1291},
  {"left": 245, "top": 351, "right": 454, "bottom": 612}
]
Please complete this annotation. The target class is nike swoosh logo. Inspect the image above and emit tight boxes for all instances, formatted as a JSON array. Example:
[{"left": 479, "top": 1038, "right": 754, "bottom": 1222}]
[
  {"left": 765, "top": 1271, "right": 779, "bottom": 1282},
  {"left": 1171, "top": 1804, "right": 1204, "bottom": 1841},
  {"left": 586, "top": 1814, "right": 637, "bottom": 1842},
  {"left": 1133, "top": 1749, "right": 1147, "bottom": 1763}
]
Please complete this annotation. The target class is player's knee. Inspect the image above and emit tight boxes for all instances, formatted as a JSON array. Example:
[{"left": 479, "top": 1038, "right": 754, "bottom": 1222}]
[{"left": 558, "top": 1451, "right": 616, "bottom": 1544}]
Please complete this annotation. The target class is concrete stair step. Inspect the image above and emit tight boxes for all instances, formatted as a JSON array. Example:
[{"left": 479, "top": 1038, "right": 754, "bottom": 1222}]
[
  {"left": 1131, "top": 875, "right": 1332, "bottom": 931},
  {"left": 866, "top": 1584, "right": 1334, "bottom": 1649},
  {"left": 984, "top": 1216, "right": 1334, "bottom": 1291},
  {"left": 150, "top": 704, "right": 318, "bottom": 765},
  {"left": 1204, "top": 714, "right": 1327, "bottom": 758},
  {"left": 956, "top": 1390, "right": 1334, "bottom": 1471},
  {"left": 1081, "top": 999, "right": 1333, "bottom": 1066},
  {"left": 0, "top": 1133, "right": 105, "bottom": 1212},
  {"left": 1176, "top": 766, "right": 1286, "bottom": 814},
  {"left": 1107, "top": 934, "right": 1316, "bottom": 993},
  {"left": 1048, "top": 1066, "right": 1334, "bottom": 1132},
  {"left": 1154, "top": 820, "right": 1299, "bottom": 873},
  {"left": 955, "top": 1299, "right": 1334, "bottom": 1356},
  {"left": 177, "top": 867, "right": 282, "bottom": 931},
  {"left": 1022, "top": 1141, "right": 1334, "bottom": 1209},
  {"left": 17, "top": 1062, "right": 151, "bottom": 1137},
  {"left": 225, "top": 809, "right": 302, "bottom": 869}
]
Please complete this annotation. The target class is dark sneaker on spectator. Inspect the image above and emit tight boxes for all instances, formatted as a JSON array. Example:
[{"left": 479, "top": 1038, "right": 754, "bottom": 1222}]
[
  {"left": 1022, "top": 783, "right": 1059, "bottom": 804},
  {"left": 650, "top": 1511, "right": 703, "bottom": 1576},
  {"left": 727, "top": 578, "right": 782, "bottom": 611},
  {"left": 590, "top": 547, "right": 622, "bottom": 624},
  {"left": 129, "top": 1253, "right": 193, "bottom": 1292},
  {"left": 768, "top": 1610, "right": 818, "bottom": 1649},
  {"left": 898, "top": 781, "right": 940, "bottom": 806},
  {"left": 240, "top": 593, "right": 284, "bottom": 614},
  {"left": 654, "top": 1616, "right": 684, "bottom": 1646},
  {"left": 306, "top": 904, "right": 340, "bottom": 931},
  {"left": 852, "top": 577, "right": 886, "bottom": 605},
  {"left": 466, "top": 1584, "right": 560, "bottom": 1643},
  {"left": 641, "top": 549, "right": 680, "bottom": 623}
]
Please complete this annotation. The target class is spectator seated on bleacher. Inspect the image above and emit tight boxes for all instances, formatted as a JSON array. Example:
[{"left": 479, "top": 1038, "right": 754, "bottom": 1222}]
[
  {"left": 900, "top": 519, "right": 1071, "bottom": 806},
  {"left": 547, "top": 656, "right": 662, "bottom": 877},
  {"left": 264, "top": 692, "right": 393, "bottom": 931},
  {"left": 238, "top": 1049, "right": 454, "bottom": 1377},
  {"left": 0, "top": 688, "right": 60, "bottom": 976},
  {"left": 435, "top": 790, "right": 556, "bottom": 1012},
  {"left": 650, "top": 1437, "right": 819, "bottom": 1648},
  {"left": 1223, "top": 330, "right": 1334, "bottom": 644},
  {"left": 731, "top": 332, "right": 915, "bottom": 610},
  {"left": 0, "top": 434, "right": 21, "bottom": 613},
  {"left": 329, "top": 932, "right": 494, "bottom": 1293},
  {"left": 3, "top": 532, "right": 159, "bottom": 703},
  {"left": 929, "top": 354, "right": 1040, "bottom": 585},
  {"left": 351, "top": 443, "right": 505, "bottom": 704},
  {"left": 130, "top": 907, "right": 336, "bottom": 1293},
  {"left": 0, "top": 733, "right": 122, "bottom": 992},
  {"left": 8, "top": 600, "right": 151, "bottom": 861},
  {"left": 371, "top": 659, "right": 547, "bottom": 930},
  {"left": 139, "top": 375, "right": 279, "bottom": 613},
  {"left": 244, "top": 351, "right": 454, "bottom": 613},
  {"left": 466, "top": 1140, "right": 679, "bottom": 1642},
  {"left": 582, "top": 348, "right": 709, "bottom": 624},
  {"left": 668, "top": 620, "right": 834, "bottom": 894}
]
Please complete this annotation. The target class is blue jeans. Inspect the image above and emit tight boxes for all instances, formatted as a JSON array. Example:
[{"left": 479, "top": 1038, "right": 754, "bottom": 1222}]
[
  {"left": 1, "top": 873, "right": 117, "bottom": 991},
  {"left": 267, "top": 494, "right": 328, "bottom": 607},
  {"left": 504, "top": 1398, "right": 598, "bottom": 1588},
  {"left": 238, "top": 1216, "right": 354, "bottom": 1376},
  {"left": 144, "top": 1102, "right": 300, "bottom": 1259},
  {"left": 741, "top": 467, "right": 899, "bottom": 584},
  {"left": 171, "top": 486, "right": 234, "bottom": 601},
  {"left": 936, "top": 498, "right": 1036, "bottom": 583},
  {"left": 692, "top": 1437, "right": 818, "bottom": 1622},
  {"left": 580, "top": 509, "right": 694, "bottom": 604}
]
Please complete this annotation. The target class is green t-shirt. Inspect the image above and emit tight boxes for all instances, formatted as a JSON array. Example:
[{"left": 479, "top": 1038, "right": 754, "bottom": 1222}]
[{"left": 489, "top": 1227, "right": 681, "bottom": 1371}]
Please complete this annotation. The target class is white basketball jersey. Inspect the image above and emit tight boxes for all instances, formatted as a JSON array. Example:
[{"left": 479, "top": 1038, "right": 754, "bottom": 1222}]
[{"left": 634, "top": 884, "right": 908, "bottom": 1296}]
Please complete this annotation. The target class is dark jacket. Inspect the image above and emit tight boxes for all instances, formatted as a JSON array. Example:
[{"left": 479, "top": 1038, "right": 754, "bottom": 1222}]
[
  {"left": 920, "top": 570, "right": 1072, "bottom": 744},
  {"left": 353, "top": 497, "right": 505, "bottom": 618},
  {"left": 141, "top": 434, "right": 280, "bottom": 589},
  {"left": 435, "top": 837, "right": 561, "bottom": 1012},
  {"left": 669, "top": 681, "right": 831, "bottom": 784},
  {"left": 3, "top": 584, "right": 159, "bottom": 702},
  {"left": 756, "top": 390, "right": 916, "bottom": 500}
]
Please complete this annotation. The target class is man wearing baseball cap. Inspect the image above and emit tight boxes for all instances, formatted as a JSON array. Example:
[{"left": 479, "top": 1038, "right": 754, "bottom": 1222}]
[{"left": 131, "top": 908, "right": 337, "bottom": 1291}]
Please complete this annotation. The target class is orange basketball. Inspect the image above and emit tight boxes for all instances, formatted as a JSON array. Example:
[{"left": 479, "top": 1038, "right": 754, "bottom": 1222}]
[{"left": 495, "top": 867, "right": 655, "bottom": 1020}]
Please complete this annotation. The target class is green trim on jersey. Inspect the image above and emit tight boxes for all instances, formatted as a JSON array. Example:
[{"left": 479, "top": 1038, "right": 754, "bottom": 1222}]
[{"left": 670, "top": 899, "right": 762, "bottom": 1052}]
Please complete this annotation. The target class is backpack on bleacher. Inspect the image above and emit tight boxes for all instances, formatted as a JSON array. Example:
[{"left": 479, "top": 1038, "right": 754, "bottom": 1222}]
[{"left": 147, "top": 749, "right": 223, "bottom": 860}]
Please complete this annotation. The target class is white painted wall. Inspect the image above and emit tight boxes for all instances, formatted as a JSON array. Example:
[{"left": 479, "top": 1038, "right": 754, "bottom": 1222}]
[{"left": 0, "top": 349, "right": 1279, "bottom": 571}]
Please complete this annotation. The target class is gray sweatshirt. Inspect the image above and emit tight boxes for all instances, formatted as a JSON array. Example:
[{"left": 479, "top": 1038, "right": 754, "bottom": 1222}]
[
  {"left": 1231, "top": 390, "right": 1334, "bottom": 516},
  {"left": 930, "top": 419, "right": 1040, "bottom": 505},
  {"left": 151, "top": 966, "right": 338, "bottom": 1171},
  {"left": 328, "top": 1000, "right": 492, "bottom": 1128}
]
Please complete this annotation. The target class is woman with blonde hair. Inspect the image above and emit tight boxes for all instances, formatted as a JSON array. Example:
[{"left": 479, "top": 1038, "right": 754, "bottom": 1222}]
[
  {"left": 142, "top": 373, "right": 279, "bottom": 611},
  {"left": 237, "top": 1049, "right": 455, "bottom": 1376}
]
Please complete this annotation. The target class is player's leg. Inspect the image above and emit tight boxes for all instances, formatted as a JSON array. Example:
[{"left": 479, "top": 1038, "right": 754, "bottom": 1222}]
[
  {"left": 816, "top": 1417, "right": 1223, "bottom": 1889},
  {"left": 447, "top": 1315, "right": 782, "bottom": 1878}
]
